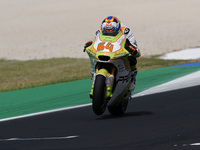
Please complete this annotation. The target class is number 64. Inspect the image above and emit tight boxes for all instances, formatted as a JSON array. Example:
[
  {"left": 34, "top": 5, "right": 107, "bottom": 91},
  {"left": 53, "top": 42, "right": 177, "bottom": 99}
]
[{"left": 97, "top": 42, "right": 114, "bottom": 52}]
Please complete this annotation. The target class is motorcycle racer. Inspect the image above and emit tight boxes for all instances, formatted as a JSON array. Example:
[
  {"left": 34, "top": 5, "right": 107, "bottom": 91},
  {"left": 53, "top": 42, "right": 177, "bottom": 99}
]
[{"left": 84, "top": 16, "right": 141, "bottom": 92}]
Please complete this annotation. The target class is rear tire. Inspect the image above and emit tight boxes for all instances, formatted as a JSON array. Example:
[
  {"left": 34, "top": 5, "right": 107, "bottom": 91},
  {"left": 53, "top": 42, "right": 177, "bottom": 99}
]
[
  {"left": 92, "top": 75, "right": 107, "bottom": 115},
  {"left": 108, "top": 93, "right": 130, "bottom": 116}
]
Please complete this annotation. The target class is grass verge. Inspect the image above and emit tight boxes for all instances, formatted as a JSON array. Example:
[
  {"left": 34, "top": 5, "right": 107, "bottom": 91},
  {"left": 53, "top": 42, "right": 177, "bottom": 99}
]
[{"left": 0, "top": 57, "right": 199, "bottom": 92}]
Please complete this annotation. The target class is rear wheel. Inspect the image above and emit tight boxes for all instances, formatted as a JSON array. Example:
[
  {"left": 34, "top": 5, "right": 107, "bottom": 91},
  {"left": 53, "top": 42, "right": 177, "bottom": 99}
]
[
  {"left": 92, "top": 75, "right": 107, "bottom": 115},
  {"left": 108, "top": 92, "right": 130, "bottom": 115}
]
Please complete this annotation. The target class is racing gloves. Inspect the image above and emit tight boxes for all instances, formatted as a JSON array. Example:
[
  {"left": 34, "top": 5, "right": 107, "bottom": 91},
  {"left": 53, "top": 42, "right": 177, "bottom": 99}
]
[{"left": 125, "top": 43, "right": 139, "bottom": 56}]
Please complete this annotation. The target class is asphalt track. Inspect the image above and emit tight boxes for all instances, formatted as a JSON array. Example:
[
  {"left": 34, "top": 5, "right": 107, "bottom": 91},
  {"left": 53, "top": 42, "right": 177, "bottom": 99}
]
[{"left": 0, "top": 85, "right": 200, "bottom": 150}]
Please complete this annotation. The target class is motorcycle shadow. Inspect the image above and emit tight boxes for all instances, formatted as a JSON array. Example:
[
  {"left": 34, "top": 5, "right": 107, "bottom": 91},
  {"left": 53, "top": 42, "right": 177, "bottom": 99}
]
[{"left": 96, "top": 111, "right": 154, "bottom": 120}]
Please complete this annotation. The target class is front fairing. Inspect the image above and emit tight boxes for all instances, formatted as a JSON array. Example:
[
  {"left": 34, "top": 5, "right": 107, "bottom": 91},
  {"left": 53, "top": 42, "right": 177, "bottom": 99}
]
[{"left": 86, "top": 31, "right": 129, "bottom": 60}]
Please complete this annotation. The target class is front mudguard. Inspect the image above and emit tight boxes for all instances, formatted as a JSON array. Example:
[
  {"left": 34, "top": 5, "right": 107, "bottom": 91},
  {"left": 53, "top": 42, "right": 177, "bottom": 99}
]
[{"left": 90, "top": 68, "right": 114, "bottom": 100}]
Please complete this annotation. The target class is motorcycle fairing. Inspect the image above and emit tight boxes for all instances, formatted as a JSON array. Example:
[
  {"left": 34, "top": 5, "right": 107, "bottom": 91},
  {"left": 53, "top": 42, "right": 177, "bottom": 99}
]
[
  {"left": 86, "top": 31, "right": 129, "bottom": 60},
  {"left": 86, "top": 30, "right": 131, "bottom": 103}
]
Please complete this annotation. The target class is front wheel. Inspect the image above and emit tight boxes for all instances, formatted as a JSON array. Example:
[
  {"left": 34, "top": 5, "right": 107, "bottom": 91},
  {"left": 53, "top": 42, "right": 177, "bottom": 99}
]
[{"left": 92, "top": 75, "right": 107, "bottom": 115}]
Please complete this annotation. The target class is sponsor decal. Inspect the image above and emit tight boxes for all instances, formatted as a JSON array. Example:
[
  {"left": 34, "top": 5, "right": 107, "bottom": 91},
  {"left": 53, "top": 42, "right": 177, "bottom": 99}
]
[
  {"left": 124, "top": 28, "right": 130, "bottom": 34},
  {"left": 117, "top": 73, "right": 131, "bottom": 84}
]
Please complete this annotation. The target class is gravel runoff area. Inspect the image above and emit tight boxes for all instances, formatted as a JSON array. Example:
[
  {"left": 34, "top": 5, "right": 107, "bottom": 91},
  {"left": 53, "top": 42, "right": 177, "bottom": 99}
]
[{"left": 0, "top": 0, "right": 200, "bottom": 61}]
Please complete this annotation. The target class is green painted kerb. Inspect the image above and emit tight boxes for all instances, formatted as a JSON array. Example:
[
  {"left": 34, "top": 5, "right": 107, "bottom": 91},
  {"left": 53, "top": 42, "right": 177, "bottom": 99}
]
[
  {"left": 134, "top": 65, "right": 200, "bottom": 93},
  {"left": 0, "top": 65, "right": 199, "bottom": 120},
  {"left": 0, "top": 79, "right": 92, "bottom": 120}
]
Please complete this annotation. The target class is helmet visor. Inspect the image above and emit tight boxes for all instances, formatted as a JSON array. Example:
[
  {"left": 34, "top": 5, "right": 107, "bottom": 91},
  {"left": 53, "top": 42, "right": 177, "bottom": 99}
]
[{"left": 102, "top": 22, "right": 119, "bottom": 36}]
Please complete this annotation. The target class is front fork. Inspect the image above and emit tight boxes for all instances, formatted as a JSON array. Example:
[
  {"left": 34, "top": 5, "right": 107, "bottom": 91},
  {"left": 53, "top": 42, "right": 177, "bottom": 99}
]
[{"left": 90, "top": 64, "right": 115, "bottom": 100}]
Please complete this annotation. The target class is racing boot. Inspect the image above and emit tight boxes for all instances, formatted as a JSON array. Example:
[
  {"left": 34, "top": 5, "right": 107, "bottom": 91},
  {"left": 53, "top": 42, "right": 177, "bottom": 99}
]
[{"left": 129, "top": 69, "right": 138, "bottom": 92}]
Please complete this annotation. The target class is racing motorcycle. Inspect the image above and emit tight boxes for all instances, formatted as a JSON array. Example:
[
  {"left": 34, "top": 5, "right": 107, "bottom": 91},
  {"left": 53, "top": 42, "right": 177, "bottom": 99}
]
[{"left": 85, "top": 30, "right": 133, "bottom": 116}]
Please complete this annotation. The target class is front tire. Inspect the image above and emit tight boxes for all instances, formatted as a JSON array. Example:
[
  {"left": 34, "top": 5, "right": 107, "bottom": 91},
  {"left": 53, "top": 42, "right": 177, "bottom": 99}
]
[{"left": 92, "top": 75, "right": 107, "bottom": 115}]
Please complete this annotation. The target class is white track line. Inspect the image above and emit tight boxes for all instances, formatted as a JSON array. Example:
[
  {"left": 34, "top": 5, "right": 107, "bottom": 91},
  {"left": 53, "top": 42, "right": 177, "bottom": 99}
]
[
  {"left": 183, "top": 143, "right": 200, "bottom": 146},
  {"left": 132, "top": 70, "right": 200, "bottom": 98},
  {"left": 0, "top": 135, "right": 78, "bottom": 142},
  {"left": 0, "top": 103, "right": 91, "bottom": 122}
]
